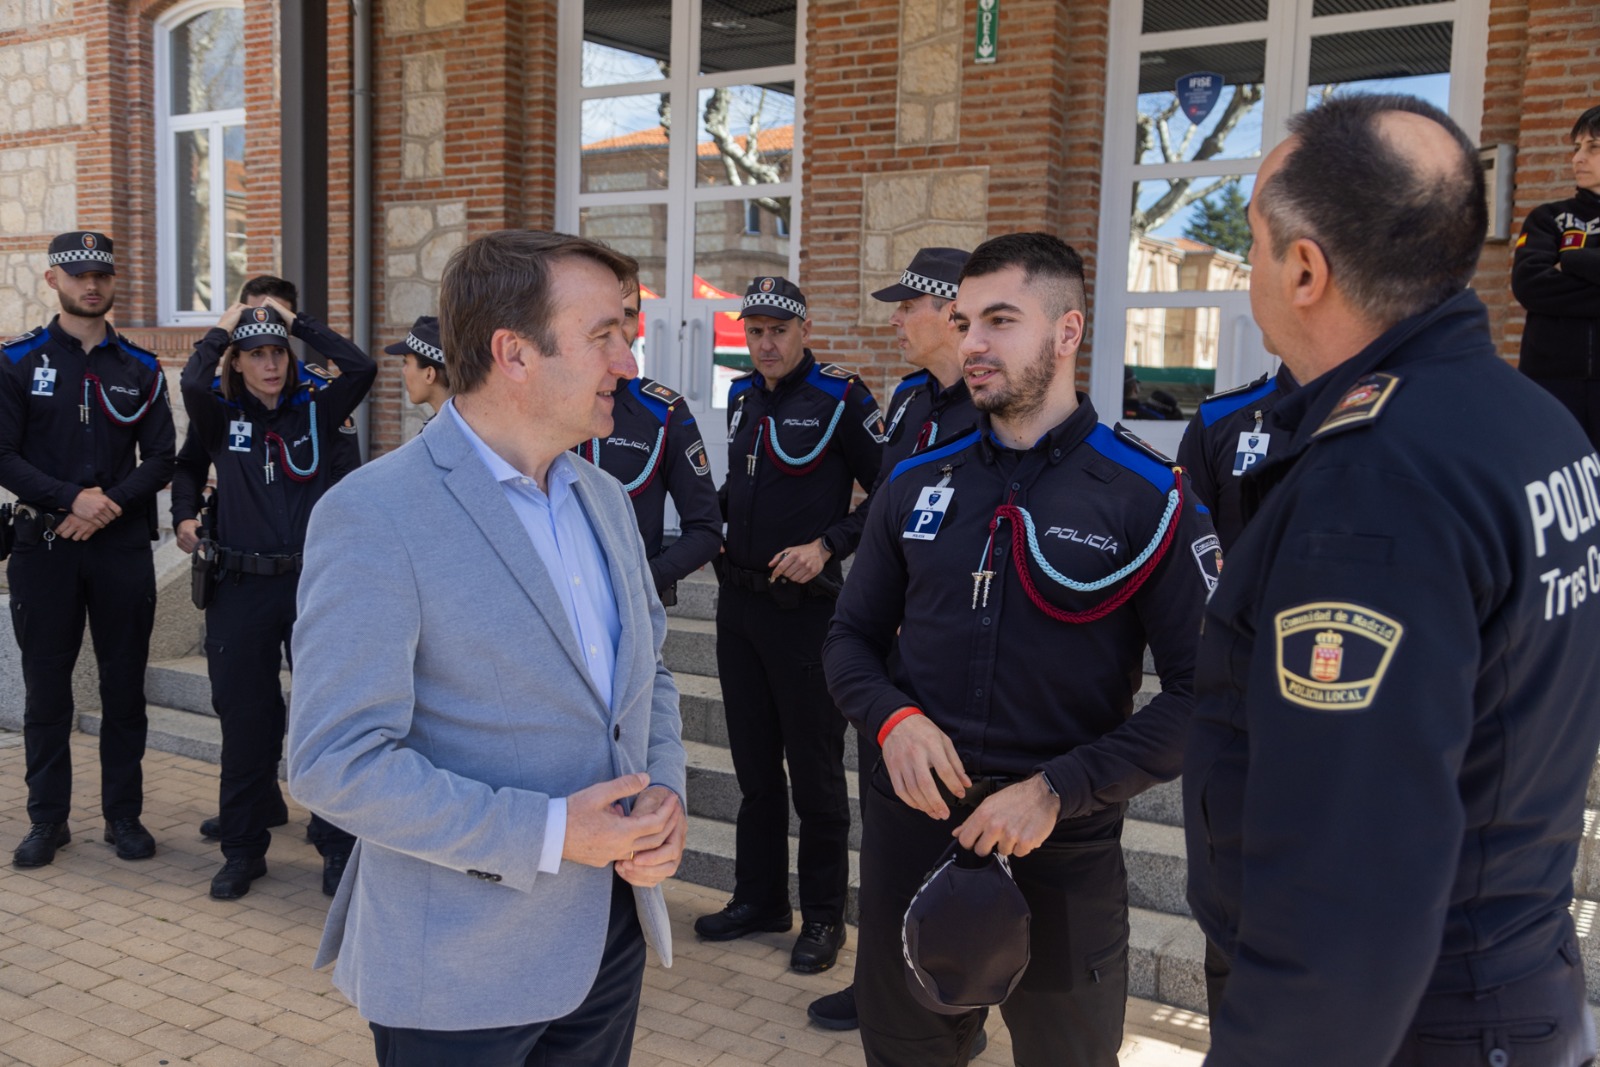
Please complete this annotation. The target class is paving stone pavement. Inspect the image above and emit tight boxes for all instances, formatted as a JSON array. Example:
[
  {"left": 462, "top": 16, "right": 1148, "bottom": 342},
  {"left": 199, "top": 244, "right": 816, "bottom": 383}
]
[{"left": 0, "top": 731, "right": 1210, "bottom": 1066}]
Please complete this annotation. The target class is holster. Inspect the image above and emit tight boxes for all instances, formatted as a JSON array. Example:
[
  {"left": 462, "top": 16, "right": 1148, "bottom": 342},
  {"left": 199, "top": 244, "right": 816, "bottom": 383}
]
[
  {"left": 10, "top": 504, "right": 58, "bottom": 549},
  {"left": 191, "top": 539, "right": 219, "bottom": 610},
  {"left": 657, "top": 582, "right": 679, "bottom": 608},
  {"left": 0, "top": 503, "right": 13, "bottom": 561}
]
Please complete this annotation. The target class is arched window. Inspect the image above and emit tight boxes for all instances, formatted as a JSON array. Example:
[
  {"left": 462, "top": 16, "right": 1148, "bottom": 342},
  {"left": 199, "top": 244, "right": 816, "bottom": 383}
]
[{"left": 156, "top": 0, "right": 246, "bottom": 324}]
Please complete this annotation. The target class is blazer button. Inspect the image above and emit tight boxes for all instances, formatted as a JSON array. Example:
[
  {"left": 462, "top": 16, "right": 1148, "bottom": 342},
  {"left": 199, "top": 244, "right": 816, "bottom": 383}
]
[{"left": 613, "top": 725, "right": 621, "bottom": 741}]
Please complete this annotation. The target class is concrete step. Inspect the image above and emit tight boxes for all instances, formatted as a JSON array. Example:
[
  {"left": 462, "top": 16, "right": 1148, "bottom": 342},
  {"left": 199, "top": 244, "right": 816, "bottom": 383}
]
[
  {"left": 663, "top": 617, "right": 719, "bottom": 678},
  {"left": 685, "top": 740, "right": 864, "bottom": 850}
]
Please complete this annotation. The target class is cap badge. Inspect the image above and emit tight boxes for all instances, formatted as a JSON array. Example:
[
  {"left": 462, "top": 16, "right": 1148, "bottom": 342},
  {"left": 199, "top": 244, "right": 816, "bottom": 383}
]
[
  {"left": 759, "top": 278, "right": 775, "bottom": 292},
  {"left": 82, "top": 234, "right": 95, "bottom": 249},
  {"left": 254, "top": 308, "right": 268, "bottom": 322}
]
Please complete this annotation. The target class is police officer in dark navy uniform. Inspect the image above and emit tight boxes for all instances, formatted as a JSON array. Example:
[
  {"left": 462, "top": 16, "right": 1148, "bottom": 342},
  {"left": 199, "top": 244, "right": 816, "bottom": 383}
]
[
  {"left": 807, "top": 244, "right": 978, "bottom": 1035},
  {"left": 692, "top": 276, "right": 883, "bottom": 975},
  {"left": 181, "top": 300, "right": 375, "bottom": 901},
  {"left": 0, "top": 230, "right": 176, "bottom": 869},
  {"left": 173, "top": 276, "right": 361, "bottom": 844},
  {"left": 388, "top": 314, "right": 451, "bottom": 426},
  {"left": 1511, "top": 103, "right": 1600, "bottom": 450},
  {"left": 1176, "top": 365, "right": 1297, "bottom": 553},
  {"left": 1186, "top": 95, "right": 1600, "bottom": 1067},
  {"left": 575, "top": 268, "right": 719, "bottom": 605},
  {"left": 827, "top": 233, "right": 1211, "bottom": 1067}
]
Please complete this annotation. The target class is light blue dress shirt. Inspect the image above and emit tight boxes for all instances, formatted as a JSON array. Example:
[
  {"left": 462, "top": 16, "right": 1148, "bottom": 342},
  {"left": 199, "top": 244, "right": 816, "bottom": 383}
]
[{"left": 447, "top": 401, "right": 622, "bottom": 873}]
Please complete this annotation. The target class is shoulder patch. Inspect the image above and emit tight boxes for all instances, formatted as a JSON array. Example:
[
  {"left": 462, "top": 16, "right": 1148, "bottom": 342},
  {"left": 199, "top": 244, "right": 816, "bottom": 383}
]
[
  {"left": 2, "top": 327, "right": 48, "bottom": 364},
  {"left": 304, "top": 363, "right": 336, "bottom": 381},
  {"left": 819, "top": 363, "right": 860, "bottom": 381},
  {"left": 1312, "top": 373, "right": 1401, "bottom": 439},
  {"left": 1274, "top": 601, "right": 1404, "bottom": 712},
  {"left": 889, "top": 429, "right": 980, "bottom": 483},
  {"left": 1084, "top": 424, "right": 1176, "bottom": 494},
  {"left": 1199, "top": 374, "right": 1277, "bottom": 427},
  {"left": 639, "top": 378, "right": 683, "bottom": 406}
]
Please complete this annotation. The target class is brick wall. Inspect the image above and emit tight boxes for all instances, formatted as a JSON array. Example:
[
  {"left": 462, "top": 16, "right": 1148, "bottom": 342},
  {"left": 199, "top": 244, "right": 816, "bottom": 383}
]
[{"left": 1478, "top": 0, "right": 1599, "bottom": 363}]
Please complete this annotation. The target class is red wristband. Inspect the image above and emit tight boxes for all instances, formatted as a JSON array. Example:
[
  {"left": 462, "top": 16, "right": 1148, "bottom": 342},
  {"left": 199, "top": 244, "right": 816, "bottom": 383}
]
[{"left": 877, "top": 706, "right": 924, "bottom": 748}]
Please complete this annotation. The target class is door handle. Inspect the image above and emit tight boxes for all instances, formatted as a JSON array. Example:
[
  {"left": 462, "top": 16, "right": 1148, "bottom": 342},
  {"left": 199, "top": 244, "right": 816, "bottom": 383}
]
[
  {"left": 648, "top": 317, "right": 666, "bottom": 381},
  {"left": 687, "top": 318, "right": 706, "bottom": 401}
]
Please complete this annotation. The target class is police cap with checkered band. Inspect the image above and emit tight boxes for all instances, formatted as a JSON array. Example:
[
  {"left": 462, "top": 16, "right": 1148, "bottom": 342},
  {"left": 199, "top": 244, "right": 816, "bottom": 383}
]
[
  {"left": 739, "top": 276, "right": 808, "bottom": 321},
  {"left": 231, "top": 305, "right": 291, "bottom": 351},
  {"left": 384, "top": 315, "right": 445, "bottom": 368},
  {"left": 871, "top": 247, "right": 969, "bottom": 303},
  {"left": 48, "top": 231, "right": 115, "bottom": 277}
]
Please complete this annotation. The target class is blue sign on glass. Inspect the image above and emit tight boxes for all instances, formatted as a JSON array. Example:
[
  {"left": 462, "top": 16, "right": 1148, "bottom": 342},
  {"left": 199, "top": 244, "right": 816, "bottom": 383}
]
[{"left": 1176, "top": 71, "right": 1226, "bottom": 124}]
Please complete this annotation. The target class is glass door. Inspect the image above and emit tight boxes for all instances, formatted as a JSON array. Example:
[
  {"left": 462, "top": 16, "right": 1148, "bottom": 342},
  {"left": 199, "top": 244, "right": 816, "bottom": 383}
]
[
  {"left": 1096, "top": 0, "right": 1485, "bottom": 456},
  {"left": 558, "top": 0, "right": 803, "bottom": 489}
]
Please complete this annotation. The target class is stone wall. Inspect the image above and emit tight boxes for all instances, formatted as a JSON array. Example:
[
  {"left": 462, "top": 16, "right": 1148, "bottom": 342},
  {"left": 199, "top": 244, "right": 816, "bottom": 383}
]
[
  {"left": 402, "top": 51, "right": 447, "bottom": 180},
  {"left": 897, "top": 0, "right": 962, "bottom": 147},
  {"left": 0, "top": 35, "right": 84, "bottom": 134},
  {"left": 858, "top": 167, "right": 988, "bottom": 323}
]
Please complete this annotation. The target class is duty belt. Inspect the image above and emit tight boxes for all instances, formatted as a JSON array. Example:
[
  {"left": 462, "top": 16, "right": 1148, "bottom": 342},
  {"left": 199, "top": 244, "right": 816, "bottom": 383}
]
[
  {"left": 7, "top": 503, "right": 63, "bottom": 546},
  {"left": 211, "top": 545, "right": 303, "bottom": 576}
]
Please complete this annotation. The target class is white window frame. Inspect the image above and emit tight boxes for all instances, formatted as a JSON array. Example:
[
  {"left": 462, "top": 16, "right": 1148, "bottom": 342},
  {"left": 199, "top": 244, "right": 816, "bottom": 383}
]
[
  {"left": 155, "top": 0, "right": 246, "bottom": 326},
  {"left": 1093, "top": 0, "right": 1488, "bottom": 453}
]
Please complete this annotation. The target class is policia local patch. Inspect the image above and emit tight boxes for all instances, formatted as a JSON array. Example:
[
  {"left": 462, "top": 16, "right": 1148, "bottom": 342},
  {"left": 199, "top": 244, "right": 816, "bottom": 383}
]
[{"left": 1273, "top": 601, "right": 1404, "bottom": 711}]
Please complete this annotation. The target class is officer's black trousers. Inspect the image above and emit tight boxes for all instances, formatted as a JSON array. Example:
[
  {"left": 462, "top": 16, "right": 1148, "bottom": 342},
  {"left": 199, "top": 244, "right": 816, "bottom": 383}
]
[
  {"left": 714, "top": 583, "right": 850, "bottom": 925},
  {"left": 856, "top": 779, "right": 1128, "bottom": 1067},
  {"left": 7, "top": 537, "right": 155, "bottom": 825},
  {"left": 204, "top": 571, "right": 352, "bottom": 861}
]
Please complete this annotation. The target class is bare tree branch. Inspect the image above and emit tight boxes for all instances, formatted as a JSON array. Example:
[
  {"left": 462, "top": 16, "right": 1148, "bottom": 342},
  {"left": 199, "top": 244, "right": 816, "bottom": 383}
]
[{"left": 1131, "top": 83, "right": 1263, "bottom": 236}]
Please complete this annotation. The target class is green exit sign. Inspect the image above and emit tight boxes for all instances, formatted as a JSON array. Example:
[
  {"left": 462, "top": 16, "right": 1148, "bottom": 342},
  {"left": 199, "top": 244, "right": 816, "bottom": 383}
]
[{"left": 975, "top": 0, "right": 998, "bottom": 64}]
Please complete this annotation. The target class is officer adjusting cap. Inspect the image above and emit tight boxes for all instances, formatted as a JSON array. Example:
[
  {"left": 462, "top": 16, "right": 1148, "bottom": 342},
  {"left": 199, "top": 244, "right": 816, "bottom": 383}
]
[
  {"left": 48, "top": 231, "right": 115, "bottom": 276},
  {"left": 384, "top": 314, "right": 444, "bottom": 368},
  {"left": 232, "top": 305, "right": 290, "bottom": 350},
  {"left": 872, "top": 246, "right": 968, "bottom": 303},
  {"left": 901, "top": 844, "right": 1031, "bottom": 1015},
  {"left": 739, "top": 276, "right": 807, "bottom": 321}
]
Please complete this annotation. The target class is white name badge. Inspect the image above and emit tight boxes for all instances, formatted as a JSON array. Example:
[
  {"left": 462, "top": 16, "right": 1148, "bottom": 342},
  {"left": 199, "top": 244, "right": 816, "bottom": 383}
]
[
  {"left": 228, "top": 420, "right": 253, "bottom": 452},
  {"left": 31, "top": 367, "right": 56, "bottom": 396},
  {"left": 1233, "top": 431, "right": 1269, "bottom": 476},
  {"left": 903, "top": 485, "right": 954, "bottom": 541}
]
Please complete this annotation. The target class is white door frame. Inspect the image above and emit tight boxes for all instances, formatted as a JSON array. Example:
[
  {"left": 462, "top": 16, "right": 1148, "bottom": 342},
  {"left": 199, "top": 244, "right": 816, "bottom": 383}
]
[
  {"left": 555, "top": 0, "right": 805, "bottom": 488},
  {"left": 1093, "top": 0, "right": 1487, "bottom": 455}
]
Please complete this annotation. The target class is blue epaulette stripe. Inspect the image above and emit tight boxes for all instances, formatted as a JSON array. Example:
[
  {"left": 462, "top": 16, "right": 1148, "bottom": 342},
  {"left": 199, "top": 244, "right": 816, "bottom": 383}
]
[
  {"left": 115, "top": 339, "right": 162, "bottom": 375},
  {"left": 891, "top": 370, "right": 930, "bottom": 400},
  {"left": 1200, "top": 379, "right": 1277, "bottom": 427},
  {"left": 807, "top": 364, "right": 851, "bottom": 402},
  {"left": 629, "top": 379, "right": 673, "bottom": 426},
  {"left": 889, "top": 429, "right": 979, "bottom": 483},
  {"left": 728, "top": 377, "right": 755, "bottom": 402},
  {"left": 1085, "top": 424, "right": 1174, "bottom": 493},
  {"left": 3, "top": 331, "right": 50, "bottom": 364}
]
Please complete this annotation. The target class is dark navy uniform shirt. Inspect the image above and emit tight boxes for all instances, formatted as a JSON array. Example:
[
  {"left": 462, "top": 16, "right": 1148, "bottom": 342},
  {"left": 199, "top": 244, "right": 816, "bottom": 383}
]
[
  {"left": 859, "top": 368, "right": 977, "bottom": 515},
  {"left": 171, "top": 360, "right": 362, "bottom": 528},
  {"left": 721, "top": 351, "right": 882, "bottom": 574},
  {"left": 1175, "top": 367, "right": 1296, "bottom": 551},
  {"left": 1184, "top": 290, "right": 1600, "bottom": 1065},
  {"left": 180, "top": 315, "right": 375, "bottom": 556},
  {"left": 824, "top": 397, "right": 1213, "bottom": 816},
  {"left": 579, "top": 376, "right": 721, "bottom": 592},
  {"left": 1511, "top": 185, "right": 1600, "bottom": 380},
  {"left": 0, "top": 317, "right": 176, "bottom": 545}
]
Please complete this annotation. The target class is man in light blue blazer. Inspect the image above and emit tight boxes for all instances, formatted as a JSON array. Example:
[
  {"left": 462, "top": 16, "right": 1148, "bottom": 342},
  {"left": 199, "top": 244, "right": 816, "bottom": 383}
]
[{"left": 288, "top": 231, "right": 688, "bottom": 1066}]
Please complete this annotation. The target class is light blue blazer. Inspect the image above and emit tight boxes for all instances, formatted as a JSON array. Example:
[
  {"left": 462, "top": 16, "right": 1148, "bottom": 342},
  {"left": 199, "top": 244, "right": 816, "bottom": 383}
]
[{"left": 287, "top": 410, "right": 686, "bottom": 1031}]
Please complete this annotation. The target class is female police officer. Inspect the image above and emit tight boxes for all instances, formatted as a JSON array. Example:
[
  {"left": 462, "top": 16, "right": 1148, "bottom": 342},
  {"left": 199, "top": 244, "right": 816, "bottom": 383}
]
[{"left": 181, "top": 299, "right": 375, "bottom": 900}]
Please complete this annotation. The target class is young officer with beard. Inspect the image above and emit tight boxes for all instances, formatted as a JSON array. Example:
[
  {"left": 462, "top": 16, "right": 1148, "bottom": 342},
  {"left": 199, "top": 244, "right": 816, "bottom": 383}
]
[
  {"left": 182, "top": 301, "right": 375, "bottom": 900},
  {"left": 1, "top": 230, "right": 175, "bottom": 869},
  {"left": 825, "top": 233, "right": 1213, "bottom": 1066}
]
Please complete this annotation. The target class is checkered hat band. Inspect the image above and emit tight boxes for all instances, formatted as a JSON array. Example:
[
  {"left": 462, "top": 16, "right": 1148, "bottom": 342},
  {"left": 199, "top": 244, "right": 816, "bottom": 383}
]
[
  {"left": 408, "top": 334, "right": 445, "bottom": 364},
  {"left": 233, "top": 322, "right": 289, "bottom": 342},
  {"left": 49, "top": 249, "right": 114, "bottom": 268},
  {"left": 902, "top": 270, "right": 958, "bottom": 300},
  {"left": 742, "top": 293, "right": 807, "bottom": 318}
]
